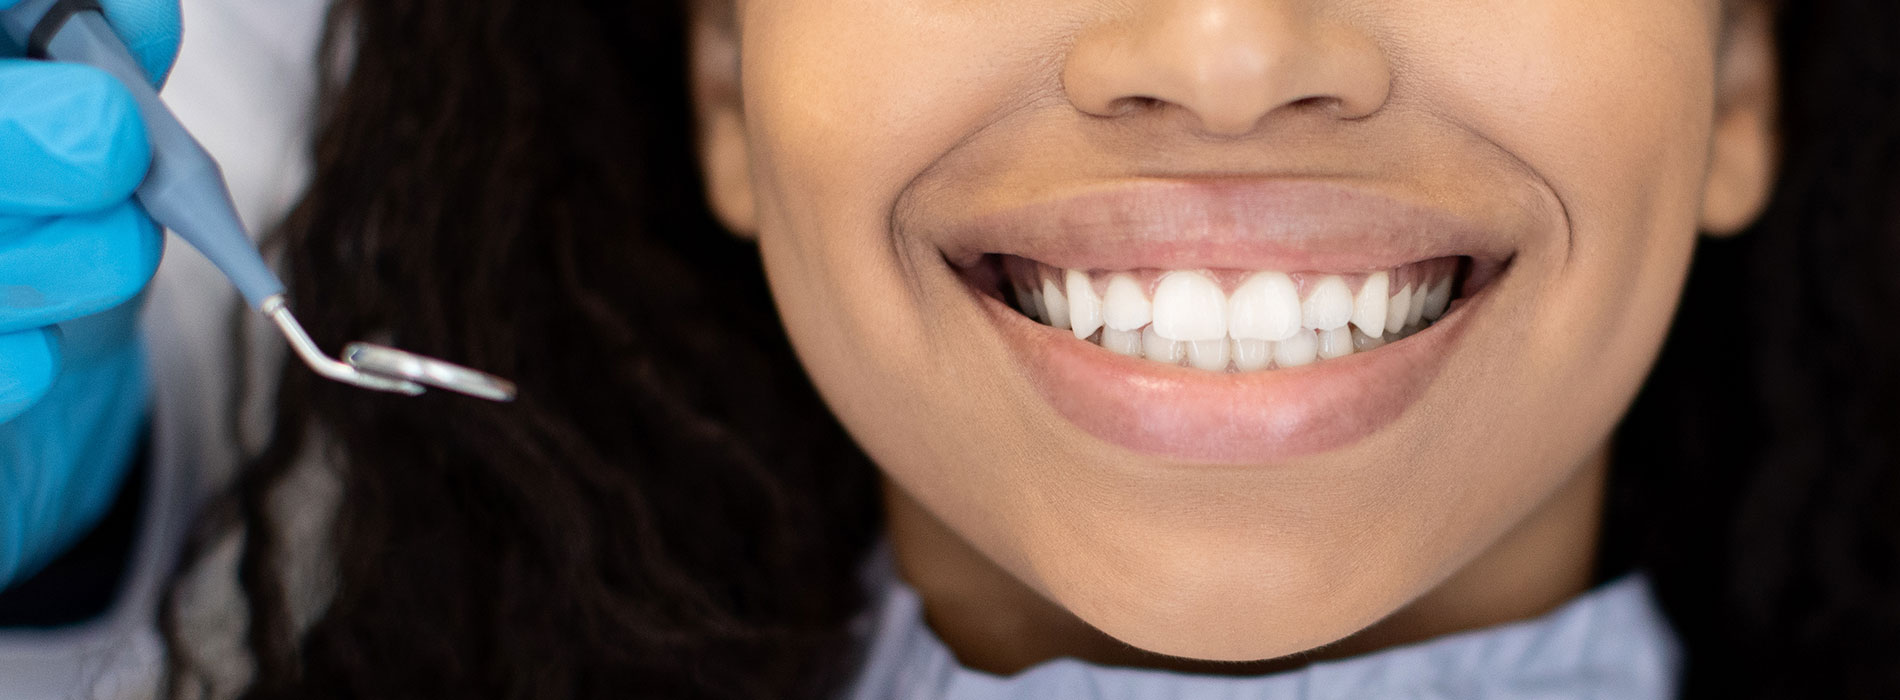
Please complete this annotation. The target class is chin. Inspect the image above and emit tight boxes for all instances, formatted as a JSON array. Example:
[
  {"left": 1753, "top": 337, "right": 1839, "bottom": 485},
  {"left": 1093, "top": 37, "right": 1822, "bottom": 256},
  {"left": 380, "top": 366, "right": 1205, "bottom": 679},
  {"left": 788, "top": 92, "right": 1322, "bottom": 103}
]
[{"left": 1034, "top": 525, "right": 1405, "bottom": 662}]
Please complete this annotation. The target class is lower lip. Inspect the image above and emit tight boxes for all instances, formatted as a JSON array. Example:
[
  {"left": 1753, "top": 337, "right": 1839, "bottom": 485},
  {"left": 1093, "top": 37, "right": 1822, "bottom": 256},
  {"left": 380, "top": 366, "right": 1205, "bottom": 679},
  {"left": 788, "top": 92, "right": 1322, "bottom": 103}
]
[{"left": 981, "top": 290, "right": 1476, "bottom": 464}]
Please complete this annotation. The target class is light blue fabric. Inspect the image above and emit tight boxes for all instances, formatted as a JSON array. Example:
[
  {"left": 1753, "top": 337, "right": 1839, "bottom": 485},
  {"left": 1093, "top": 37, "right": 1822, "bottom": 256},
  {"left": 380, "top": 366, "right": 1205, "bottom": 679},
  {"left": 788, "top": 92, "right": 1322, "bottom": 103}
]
[
  {"left": 0, "top": 0, "right": 176, "bottom": 588},
  {"left": 843, "top": 549, "right": 1681, "bottom": 700}
]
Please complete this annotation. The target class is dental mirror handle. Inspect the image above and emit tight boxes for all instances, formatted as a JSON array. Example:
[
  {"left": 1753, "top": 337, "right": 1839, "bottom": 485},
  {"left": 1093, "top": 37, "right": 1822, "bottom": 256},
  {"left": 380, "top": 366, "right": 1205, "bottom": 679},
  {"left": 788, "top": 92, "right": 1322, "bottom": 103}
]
[
  {"left": 3, "top": 0, "right": 285, "bottom": 308},
  {"left": 2, "top": 0, "right": 516, "bottom": 401}
]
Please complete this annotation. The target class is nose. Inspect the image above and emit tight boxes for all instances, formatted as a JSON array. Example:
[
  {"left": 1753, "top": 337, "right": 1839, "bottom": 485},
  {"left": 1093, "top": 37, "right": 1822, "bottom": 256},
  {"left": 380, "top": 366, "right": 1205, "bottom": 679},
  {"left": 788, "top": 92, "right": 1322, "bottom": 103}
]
[{"left": 1063, "top": 0, "right": 1393, "bottom": 137}]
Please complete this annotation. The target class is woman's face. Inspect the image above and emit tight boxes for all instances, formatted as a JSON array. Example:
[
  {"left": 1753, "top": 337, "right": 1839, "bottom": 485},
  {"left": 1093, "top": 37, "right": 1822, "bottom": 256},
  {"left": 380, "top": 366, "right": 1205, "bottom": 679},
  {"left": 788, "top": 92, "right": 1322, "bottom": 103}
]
[{"left": 694, "top": 0, "right": 1777, "bottom": 663}]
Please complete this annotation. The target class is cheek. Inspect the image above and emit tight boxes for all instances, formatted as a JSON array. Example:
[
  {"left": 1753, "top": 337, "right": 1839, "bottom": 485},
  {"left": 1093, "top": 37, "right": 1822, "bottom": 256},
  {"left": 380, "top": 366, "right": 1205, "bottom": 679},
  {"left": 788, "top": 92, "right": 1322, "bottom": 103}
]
[
  {"left": 736, "top": 0, "right": 1045, "bottom": 390},
  {"left": 739, "top": 0, "right": 1075, "bottom": 566},
  {"left": 737, "top": 0, "right": 1063, "bottom": 250},
  {"left": 1405, "top": 0, "right": 1718, "bottom": 428}
]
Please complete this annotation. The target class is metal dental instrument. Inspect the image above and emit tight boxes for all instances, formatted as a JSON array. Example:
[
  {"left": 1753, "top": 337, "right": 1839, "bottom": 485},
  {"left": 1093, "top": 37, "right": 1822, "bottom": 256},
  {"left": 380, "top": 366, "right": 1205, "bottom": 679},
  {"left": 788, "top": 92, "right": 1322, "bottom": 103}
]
[{"left": 2, "top": 0, "right": 516, "bottom": 402}]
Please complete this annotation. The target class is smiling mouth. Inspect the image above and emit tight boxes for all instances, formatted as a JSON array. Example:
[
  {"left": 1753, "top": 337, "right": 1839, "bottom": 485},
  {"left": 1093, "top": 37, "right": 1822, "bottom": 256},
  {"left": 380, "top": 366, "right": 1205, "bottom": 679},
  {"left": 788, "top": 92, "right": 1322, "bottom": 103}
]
[
  {"left": 927, "top": 178, "right": 1517, "bottom": 462},
  {"left": 979, "top": 255, "right": 1472, "bottom": 372}
]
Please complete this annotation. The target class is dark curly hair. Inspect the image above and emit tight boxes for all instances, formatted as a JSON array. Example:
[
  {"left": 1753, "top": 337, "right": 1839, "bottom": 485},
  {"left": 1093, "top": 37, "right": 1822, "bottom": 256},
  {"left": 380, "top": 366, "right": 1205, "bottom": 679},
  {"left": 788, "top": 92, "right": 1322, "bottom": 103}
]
[{"left": 161, "top": 0, "right": 1899, "bottom": 697}]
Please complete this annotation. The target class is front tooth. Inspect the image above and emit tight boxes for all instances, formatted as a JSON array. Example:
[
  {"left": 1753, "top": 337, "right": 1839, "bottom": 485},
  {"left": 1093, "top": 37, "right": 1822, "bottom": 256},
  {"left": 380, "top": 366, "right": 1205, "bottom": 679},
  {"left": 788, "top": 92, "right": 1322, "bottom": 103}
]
[
  {"left": 1406, "top": 280, "right": 1428, "bottom": 327},
  {"left": 1351, "top": 272, "right": 1389, "bottom": 335},
  {"left": 1041, "top": 278, "right": 1070, "bottom": 330},
  {"left": 1301, "top": 275, "right": 1353, "bottom": 330},
  {"left": 1151, "top": 271, "right": 1227, "bottom": 341},
  {"left": 1101, "top": 327, "right": 1143, "bottom": 357},
  {"left": 1385, "top": 283, "right": 1413, "bottom": 335},
  {"left": 1102, "top": 274, "right": 1152, "bottom": 331},
  {"left": 1186, "top": 338, "right": 1229, "bottom": 371},
  {"left": 1066, "top": 269, "right": 1103, "bottom": 340},
  {"left": 1317, "top": 326, "right": 1355, "bottom": 360},
  {"left": 1141, "top": 325, "right": 1184, "bottom": 363},
  {"left": 1231, "top": 338, "right": 1273, "bottom": 371},
  {"left": 1422, "top": 277, "right": 1453, "bottom": 321},
  {"left": 1274, "top": 329, "right": 1319, "bottom": 368},
  {"left": 1228, "top": 271, "right": 1302, "bottom": 341}
]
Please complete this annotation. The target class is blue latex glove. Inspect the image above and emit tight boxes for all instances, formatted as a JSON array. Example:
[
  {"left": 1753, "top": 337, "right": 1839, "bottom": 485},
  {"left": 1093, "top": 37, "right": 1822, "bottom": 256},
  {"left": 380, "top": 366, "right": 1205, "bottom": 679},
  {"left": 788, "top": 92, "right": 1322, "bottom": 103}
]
[{"left": 0, "top": 0, "right": 178, "bottom": 589}]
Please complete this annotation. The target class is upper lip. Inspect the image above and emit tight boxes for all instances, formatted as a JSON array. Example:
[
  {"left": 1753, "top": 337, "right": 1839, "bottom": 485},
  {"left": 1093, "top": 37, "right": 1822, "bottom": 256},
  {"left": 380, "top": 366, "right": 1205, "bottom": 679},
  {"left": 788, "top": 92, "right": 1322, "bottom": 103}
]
[{"left": 929, "top": 178, "right": 1520, "bottom": 273}]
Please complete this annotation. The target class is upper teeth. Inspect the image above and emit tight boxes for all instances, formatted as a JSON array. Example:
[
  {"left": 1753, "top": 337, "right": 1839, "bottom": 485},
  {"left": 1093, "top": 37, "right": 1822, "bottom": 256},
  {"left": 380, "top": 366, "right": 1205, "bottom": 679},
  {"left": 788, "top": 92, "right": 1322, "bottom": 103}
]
[{"left": 1012, "top": 260, "right": 1459, "bottom": 371}]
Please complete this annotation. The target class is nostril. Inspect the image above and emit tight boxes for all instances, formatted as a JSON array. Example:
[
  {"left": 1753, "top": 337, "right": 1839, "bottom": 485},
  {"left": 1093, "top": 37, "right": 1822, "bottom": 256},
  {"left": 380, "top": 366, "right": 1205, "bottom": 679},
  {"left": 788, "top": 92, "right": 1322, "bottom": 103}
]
[
  {"left": 1288, "top": 94, "right": 1340, "bottom": 113},
  {"left": 1061, "top": 2, "right": 1393, "bottom": 132},
  {"left": 1100, "top": 95, "right": 1165, "bottom": 119}
]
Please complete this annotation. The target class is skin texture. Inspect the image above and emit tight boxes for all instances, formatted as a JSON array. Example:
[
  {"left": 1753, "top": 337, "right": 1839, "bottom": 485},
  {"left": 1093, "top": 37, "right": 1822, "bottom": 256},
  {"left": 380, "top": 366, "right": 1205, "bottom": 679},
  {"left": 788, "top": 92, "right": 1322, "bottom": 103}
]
[{"left": 692, "top": 0, "right": 1779, "bottom": 673}]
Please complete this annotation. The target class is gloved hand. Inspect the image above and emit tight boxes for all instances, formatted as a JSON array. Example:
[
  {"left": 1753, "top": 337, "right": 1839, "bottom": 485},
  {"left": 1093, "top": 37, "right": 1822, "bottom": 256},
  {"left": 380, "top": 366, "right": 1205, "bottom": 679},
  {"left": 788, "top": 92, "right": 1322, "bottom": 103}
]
[{"left": 0, "top": 0, "right": 178, "bottom": 590}]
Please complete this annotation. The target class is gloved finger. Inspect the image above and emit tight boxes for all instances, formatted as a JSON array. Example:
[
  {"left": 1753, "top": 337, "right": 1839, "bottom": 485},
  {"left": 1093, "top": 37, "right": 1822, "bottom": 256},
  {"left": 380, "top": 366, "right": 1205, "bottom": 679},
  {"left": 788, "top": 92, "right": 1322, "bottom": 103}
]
[
  {"left": 0, "top": 61, "right": 151, "bottom": 216},
  {"left": 0, "top": 201, "right": 163, "bottom": 333},
  {"left": 0, "top": 327, "right": 58, "bottom": 424},
  {"left": 0, "top": 0, "right": 181, "bottom": 85},
  {"left": 0, "top": 327, "right": 145, "bottom": 583}
]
